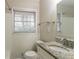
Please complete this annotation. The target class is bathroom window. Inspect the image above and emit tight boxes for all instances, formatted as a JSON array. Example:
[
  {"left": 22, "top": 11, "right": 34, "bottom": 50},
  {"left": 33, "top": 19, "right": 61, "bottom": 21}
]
[
  {"left": 56, "top": 13, "right": 62, "bottom": 32},
  {"left": 14, "top": 10, "right": 36, "bottom": 32}
]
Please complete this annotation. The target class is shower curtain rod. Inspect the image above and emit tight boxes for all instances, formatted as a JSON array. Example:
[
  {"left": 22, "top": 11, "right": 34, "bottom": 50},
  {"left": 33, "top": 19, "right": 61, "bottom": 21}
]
[{"left": 38, "top": 21, "right": 55, "bottom": 25}]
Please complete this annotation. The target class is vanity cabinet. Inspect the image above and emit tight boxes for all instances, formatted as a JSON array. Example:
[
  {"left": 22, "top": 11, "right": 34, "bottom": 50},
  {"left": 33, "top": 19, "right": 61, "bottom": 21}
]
[{"left": 37, "top": 46, "right": 55, "bottom": 59}]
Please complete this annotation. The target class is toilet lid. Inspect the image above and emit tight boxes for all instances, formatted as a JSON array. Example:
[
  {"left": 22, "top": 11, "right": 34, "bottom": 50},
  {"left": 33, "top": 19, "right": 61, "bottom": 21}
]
[{"left": 24, "top": 51, "right": 37, "bottom": 56}]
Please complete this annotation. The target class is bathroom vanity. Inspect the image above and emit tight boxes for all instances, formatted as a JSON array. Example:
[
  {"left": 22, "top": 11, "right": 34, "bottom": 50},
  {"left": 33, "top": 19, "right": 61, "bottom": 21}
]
[
  {"left": 37, "top": 45, "right": 55, "bottom": 59},
  {"left": 37, "top": 42, "right": 56, "bottom": 59}
]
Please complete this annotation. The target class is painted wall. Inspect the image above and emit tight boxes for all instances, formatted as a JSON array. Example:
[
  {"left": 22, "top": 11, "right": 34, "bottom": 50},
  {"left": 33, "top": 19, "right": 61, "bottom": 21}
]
[
  {"left": 5, "top": 12, "right": 13, "bottom": 59},
  {"left": 5, "top": 0, "right": 40, "bottom": 59},
  {"left": 40, "top": 0, "right": 57, "bottom": 42}
]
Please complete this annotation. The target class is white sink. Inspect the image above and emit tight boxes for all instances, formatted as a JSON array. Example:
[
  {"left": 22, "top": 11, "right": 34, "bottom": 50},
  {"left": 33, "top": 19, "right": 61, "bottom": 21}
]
[
  {"left": 48, "top": 45, "right": 74, "bottom": 59},
  {"left": 49, "top": 45, "right": 69, "bottom": 53}
]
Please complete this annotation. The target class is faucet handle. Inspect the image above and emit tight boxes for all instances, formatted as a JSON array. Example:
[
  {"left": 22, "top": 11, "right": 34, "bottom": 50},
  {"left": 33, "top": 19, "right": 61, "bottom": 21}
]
[{"left": 60, "top": 37, "right": 64, "bottom": 41}]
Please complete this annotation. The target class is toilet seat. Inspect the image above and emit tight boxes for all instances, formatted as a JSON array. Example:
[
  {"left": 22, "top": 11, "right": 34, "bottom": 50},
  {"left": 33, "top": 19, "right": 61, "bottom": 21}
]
[
  {"left": 24, "top": 51, "right": 37, "bottom": 56},
  {"left": 24, "top": 51, "right": 38, "bottom": 59}
]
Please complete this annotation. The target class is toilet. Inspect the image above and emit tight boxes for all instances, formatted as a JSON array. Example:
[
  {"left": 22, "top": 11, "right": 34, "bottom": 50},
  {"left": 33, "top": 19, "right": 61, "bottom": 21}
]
[{"left": 24, "top": 51, "right": 38, "bottom": 59}]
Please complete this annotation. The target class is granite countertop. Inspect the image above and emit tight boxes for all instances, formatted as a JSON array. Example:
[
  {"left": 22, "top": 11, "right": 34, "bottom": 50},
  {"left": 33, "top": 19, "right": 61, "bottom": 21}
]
[
  {"left": 45, "top": 41, "right": 74, "bottom": 59},
  {"left": 37, "top": 41, "right": 74, "bottom": 59}
]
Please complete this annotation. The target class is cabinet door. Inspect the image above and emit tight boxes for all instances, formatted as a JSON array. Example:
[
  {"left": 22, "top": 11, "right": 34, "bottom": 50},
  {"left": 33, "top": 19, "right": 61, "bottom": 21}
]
[{"left": 37, "top": 46, "right": 55, "bottom": 59}]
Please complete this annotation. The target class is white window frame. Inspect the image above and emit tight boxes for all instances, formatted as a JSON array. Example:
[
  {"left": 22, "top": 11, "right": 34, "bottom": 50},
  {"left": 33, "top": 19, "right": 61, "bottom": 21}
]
[{"left": 13, "top": 10, "right": 36, "bottom": 33}]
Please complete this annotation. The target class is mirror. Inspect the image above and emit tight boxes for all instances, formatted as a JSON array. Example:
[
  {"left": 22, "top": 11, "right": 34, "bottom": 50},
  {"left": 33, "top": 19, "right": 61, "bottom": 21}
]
[{"left": 57, "top": 0, "right": 74, "bottom": 40}]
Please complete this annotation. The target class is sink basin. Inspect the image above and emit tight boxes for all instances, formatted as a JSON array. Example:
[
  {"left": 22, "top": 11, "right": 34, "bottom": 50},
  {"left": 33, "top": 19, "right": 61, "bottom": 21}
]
[
  {"left": 49, "top": 45, "right": 69, "bottom": 53},
  {"left": 46, "top": 42, "right": 74, "bottom": 59},
  {"left": 49, "top": 45, "right": 74, "bottom": 59}
]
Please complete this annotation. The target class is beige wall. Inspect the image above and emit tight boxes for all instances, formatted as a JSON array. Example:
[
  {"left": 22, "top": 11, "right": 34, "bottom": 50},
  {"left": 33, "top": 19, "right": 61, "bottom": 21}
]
[
  {"left": 5, "top": 0, "right": 40, "bottom": 59},
  {"left": 5, "top": 13, "right": 13, "bottom": 59},
  {"left": 40, "top": 0, "right": 57, "bottom": 42},
  {"left": 5, "top": 13, "right": 12, "bottom": 51}
]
